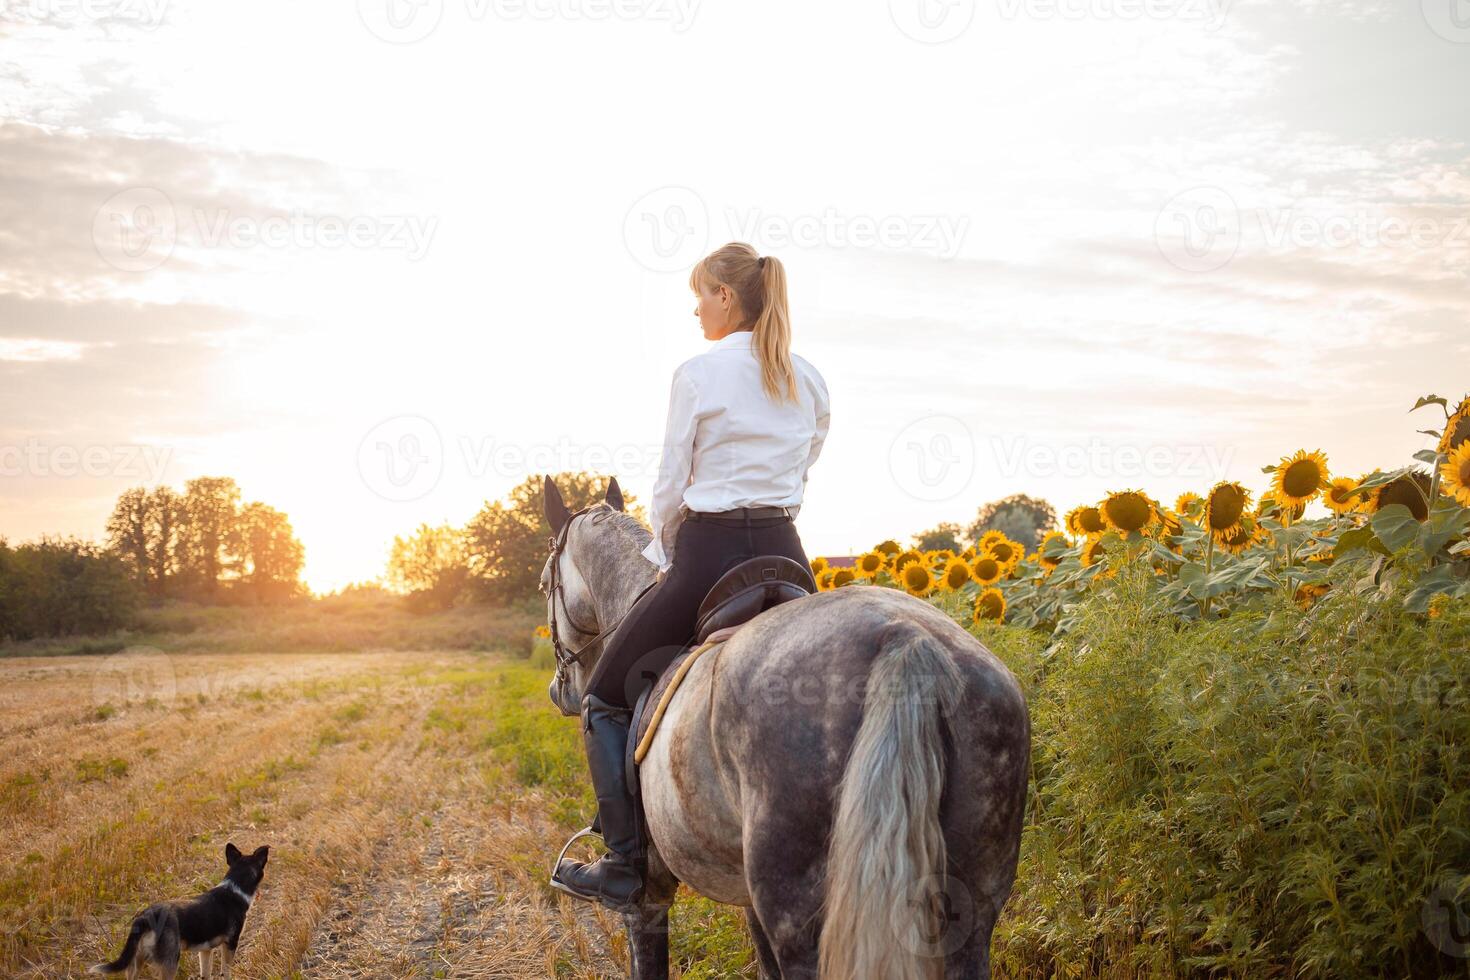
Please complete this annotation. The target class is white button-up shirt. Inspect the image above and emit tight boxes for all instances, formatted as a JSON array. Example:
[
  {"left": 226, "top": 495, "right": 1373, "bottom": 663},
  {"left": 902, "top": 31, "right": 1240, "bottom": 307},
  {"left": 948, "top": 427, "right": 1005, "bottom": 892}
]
[{"left": 640, "top": 329, "right": 830, "bottom": 572}]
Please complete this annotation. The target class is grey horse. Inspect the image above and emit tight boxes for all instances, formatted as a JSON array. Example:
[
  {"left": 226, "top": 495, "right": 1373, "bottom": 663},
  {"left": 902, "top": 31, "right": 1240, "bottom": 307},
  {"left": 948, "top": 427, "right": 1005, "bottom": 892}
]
[{"left": 541, "top": 479, "right": 1030, "bottom": 979}]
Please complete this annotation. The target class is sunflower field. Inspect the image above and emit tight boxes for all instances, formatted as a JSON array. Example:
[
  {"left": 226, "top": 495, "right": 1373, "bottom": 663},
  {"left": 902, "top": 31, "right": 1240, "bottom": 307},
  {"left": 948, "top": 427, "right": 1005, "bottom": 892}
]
[
  {"left": 808, "top": 393, "right": 1470, "bottom": 978},
  {"left": 814, "top": 393, "right": 1470, "bottom": 641}
]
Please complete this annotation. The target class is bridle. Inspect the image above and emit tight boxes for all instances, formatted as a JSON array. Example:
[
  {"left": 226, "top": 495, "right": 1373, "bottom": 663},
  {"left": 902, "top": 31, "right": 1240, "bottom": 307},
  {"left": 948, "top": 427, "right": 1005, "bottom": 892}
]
[{"left": 545, "top": 506, "right": 657, "bottom": 688}]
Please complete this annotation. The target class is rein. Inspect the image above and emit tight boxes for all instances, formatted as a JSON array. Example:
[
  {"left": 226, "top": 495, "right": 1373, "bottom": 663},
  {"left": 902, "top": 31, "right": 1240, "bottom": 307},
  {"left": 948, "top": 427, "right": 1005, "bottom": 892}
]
[{"left": 546, "top": 506, "right": 657, "bottom": 687}]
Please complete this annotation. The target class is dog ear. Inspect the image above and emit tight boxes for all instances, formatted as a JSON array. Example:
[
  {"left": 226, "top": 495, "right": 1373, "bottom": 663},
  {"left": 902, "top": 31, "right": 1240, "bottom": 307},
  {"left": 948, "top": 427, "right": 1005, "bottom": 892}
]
[
  {"left": 252, "top": 845, "right": 270, "bottom": 865},
  {"left": 543, "top": 475, "right": 571, "bottom": 535},
  {"left": 225, "top": 842, "right": 242, "bottom": 865},
  {"left": 604, "top": 476, "right": 625, "bottom": 512}
]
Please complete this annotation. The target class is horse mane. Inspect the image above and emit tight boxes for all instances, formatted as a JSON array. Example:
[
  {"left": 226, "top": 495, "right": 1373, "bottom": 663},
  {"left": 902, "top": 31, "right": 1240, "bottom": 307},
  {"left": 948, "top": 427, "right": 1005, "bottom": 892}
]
[{"left": 587, "top": 502, "right": 653, "bottom": 548}]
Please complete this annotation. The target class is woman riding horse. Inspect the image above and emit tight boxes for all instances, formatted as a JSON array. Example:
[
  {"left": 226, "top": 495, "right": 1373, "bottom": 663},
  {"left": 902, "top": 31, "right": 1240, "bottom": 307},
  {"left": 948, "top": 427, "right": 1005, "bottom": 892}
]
[{"left": 550, "top": 241, "right": 831, "bottom": 910}]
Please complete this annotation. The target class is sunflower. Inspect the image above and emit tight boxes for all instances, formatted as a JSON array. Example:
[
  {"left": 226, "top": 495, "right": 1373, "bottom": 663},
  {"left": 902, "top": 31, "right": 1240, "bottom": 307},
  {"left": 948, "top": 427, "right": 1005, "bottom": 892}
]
[
  {"left": 1256, "top": 495, "right": 1305, "bottom": 523},
  {"left": 1441, "top": 395, "right": 1470, "bottom": 458},
  {"left": 1294, "top": 583, "right": 1330, "bottom": 610},
  {"left": 1442, "top": 442, "right": 1470, "bottom": 508},
  {"left": 1099, "top": 490, "right": 1156, "bottom": 534},
  {"left": 1079, "top": 537, "right": 1108, "bottom": 569},
  {"left": 899, "top": 560, "right": 936, "bottom": 597},
  {"left": 973, "top": 587, "right": 1006, "bottom": 624},
  {"left": 1155, "top": 509, "right": 1183, "bottom": 551},
  {"left": 854, "top": 551, "right": 886, "bottom": 579},
  {"left": 1065, "top": 505, "right": 1106, "bottom": 538},
  {"left": 1429, "top": 594, "right": 1450, "bottom": 620},
  {"left": 1323, "top": 477, "right": 1364, "bottom": 515},
  {"left": 931, "top": 548, "right": 957, "bottom": 564},
  {"left": 816, "top": 568, "right": 837, "bottom": 591},
  {"left": 959, "top": 546, "right": 976, "bottom": 562},
  {"left": 810, "top": 556, "right": 829, "bottom": 576},
  {"left": 831, "top": 568, "right": 857, "bottom": 588},
  {"left": 985, "top": 537, "right": 1023, "bottom": 571},
  {"left": 1370, "top": 470, "right": 1433, "bottom": 522},
  {"left": 1202, "top": 481, "right": 1252, "bottom": 543},
  {"left": 873, "top": 539, "right": 902, "bottom": 557},
  {"left": 976, "top": 530, "right": 1007, "bottom": 552},
  {"left": 1218, "top": 515, "right": 1262, "bottom": 554},
  {"left": 969, "top": 554, "right": 1004, "bottom": 585},
  {"left": 1034, "top": 530, "right": 1070, "bottom": 571},
  {"left": 1272, "top": 449, "right": 1330, "bottom": 509},
  {"left": 534, "top": 624, "right": 551, "bottom": 638},
  {"left": 1175, "top": 492, "right": 1204, "bottom": 519},
  {"left": 891, "top": 550, "right": 923, "bottom": 576},
  {"left": 939, "top": 558, "right": 973, "bottom": 592}
]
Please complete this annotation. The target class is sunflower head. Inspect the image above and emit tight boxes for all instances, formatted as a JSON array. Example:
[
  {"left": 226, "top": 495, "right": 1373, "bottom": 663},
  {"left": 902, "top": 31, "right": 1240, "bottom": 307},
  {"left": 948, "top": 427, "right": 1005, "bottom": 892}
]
[
  {"left": 891, "top": 550, "right": 923, "bottom": 575},
  {"left": 1080, "top": 537, "right": 1108, "bottom": 569},
  {"left": 900, "top": 561, "right": 935, "bottom": 596},
  {"left": 1175, "top": 492, "right": 1204, "bottom": 518},
  {"left": 1154, "top": 509, "right": 1184, "bottom": 551},
  {"left": 1371, "top": 470, "right": 1433, "bottom": 522},
  {"left": 1099, "top": 490, "right": 1156, "bottom": 534},
  {"left": 985, "top": 537, "right": 1022, "bottom": 570},
  {"left": 873, "top": 539, "right": 902, "bottom": 557},
  {"left": 940, "top": 558, "right": 973, "bottom": 591},
  {"left": 1294, "top": 582, "right": 1330, "bottom": 610},
  {"left": 1203, "top": 481, "right": 1252, "bottom": 541},
  {"left": 1272, "top": 449, "right": 1330, "bottom": 508},
  {"left": 855, "top": 551, "right": 887, "bottom": 578},
  {"left": 832, "top": 568, "right": 857, "bottom": 588},
  {"left": 816, "top": 568, "right": 837, "bottom": 591},
  {"left": 1065, "top": 505, "right": 1106, "bottom": 538},
  {"left": 1218, "top": 515, "right": 1262, "bottom": 554},
  {"left": 969, "top": 554, "right": 1003, "bottom": 585},
  {"left": 973, "top": 587, "right": 1006, "bottom": 624},
  {"left": 810, "top": 556, "right": 829, "bottom": 576},
  {"left": 1323, "top": 476, "right": 1364, "bottom": 515},
  {"left": 534, "top": 624, "right": 551, "bottom": 638},
  {"left": 1440, "top": 395, "right": 1470, "bottom": 458},
  {"left": 1442, "top": 442, "right": 1470, "bottom": 508}
]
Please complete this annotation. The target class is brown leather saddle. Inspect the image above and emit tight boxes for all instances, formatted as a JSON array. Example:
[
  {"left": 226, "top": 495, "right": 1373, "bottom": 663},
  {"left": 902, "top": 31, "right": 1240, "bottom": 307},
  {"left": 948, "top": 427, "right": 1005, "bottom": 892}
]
[{"left": 628, "top": 555, "right": 816, "bottom": 774}]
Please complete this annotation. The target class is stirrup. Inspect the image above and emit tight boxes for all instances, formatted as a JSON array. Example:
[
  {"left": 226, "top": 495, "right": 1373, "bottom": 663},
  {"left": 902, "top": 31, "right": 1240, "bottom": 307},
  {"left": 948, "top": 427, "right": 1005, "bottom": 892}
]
[{"left": 551, "top": 825, "right": 602, "bottom": 876}]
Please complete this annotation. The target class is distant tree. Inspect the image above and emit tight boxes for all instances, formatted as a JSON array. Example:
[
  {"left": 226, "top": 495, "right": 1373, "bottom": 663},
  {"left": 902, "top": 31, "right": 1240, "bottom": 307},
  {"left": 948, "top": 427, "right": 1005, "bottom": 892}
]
[
  {"left": 180, "top": 477, "right": 242, "bottom": 598},
  {"left": 387, "top": 523, "right": 469, "bottom": 611},
  {"left": 106, "top": 488, "right": 151, "bottom": 589},
  {"left": 965, "top": 494, "right": 1058, "bottom": 552},
  {"left": 230, "top": 502, "right": 306, "bottom": 603},
  {"left": 464, "top": 472, "right": 645, "bottom": 605},
  {"left": 912, "top": 522, "right": 963, "bottom": 552},
  {"left": 0, "top": 537, "right": 137, "bottom": 640},
  {"left": 106, "top": 486, "right": 187, "bottom": 597}
]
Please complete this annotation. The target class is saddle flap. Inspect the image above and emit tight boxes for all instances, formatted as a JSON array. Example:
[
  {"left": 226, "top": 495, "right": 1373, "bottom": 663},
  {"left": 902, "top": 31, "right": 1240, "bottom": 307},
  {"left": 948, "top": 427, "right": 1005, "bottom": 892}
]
[{"left": 692, "top": 556, "right": 816, "bottom": 645}]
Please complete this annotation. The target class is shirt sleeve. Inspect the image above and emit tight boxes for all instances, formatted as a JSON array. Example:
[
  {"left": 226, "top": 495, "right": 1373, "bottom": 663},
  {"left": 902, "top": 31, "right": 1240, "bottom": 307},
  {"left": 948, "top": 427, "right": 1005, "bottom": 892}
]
[
  {"left": 641, "top": 364, "right": 700, "bottom": 573},
  {"left": 789, "top": 371, "right": 830, "bottom": 521}
]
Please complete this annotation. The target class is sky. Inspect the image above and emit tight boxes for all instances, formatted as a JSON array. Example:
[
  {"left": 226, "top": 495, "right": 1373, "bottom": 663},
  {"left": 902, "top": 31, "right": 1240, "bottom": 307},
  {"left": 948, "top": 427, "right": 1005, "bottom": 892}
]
[{"left": 1, "top": 0, "right": 1467, "bottom": 593}]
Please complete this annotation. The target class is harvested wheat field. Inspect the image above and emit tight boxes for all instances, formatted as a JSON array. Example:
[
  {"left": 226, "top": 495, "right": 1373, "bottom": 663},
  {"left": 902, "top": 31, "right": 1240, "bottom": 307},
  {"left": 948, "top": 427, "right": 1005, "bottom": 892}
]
[{"left": 0, "top": 649, "right": 752, "bottom": 978}]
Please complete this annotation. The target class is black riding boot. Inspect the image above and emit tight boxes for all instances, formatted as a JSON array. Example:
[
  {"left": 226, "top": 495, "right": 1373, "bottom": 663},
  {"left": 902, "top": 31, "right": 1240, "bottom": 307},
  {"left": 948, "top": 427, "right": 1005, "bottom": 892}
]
[{"left": 551, "top": 694, "right": 645, "bottom": 910}]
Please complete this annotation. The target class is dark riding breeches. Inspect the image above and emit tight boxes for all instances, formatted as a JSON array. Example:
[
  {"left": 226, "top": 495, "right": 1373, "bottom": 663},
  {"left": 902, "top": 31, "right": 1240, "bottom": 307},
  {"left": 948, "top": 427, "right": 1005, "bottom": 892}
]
[{"left": 583, "top": 512, "right": 810, "bottom": 709}]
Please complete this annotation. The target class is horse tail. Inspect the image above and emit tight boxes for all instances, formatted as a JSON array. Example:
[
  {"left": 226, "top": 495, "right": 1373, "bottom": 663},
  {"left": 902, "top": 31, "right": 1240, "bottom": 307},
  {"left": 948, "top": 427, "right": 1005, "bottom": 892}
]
[{"left": 818, "top": 625, "right": 963, "bottom": 980}]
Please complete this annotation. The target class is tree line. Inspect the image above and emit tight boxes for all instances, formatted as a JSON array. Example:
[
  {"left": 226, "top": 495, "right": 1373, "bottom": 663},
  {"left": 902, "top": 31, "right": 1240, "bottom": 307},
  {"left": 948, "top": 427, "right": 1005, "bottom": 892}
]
[{"left": 0, "top": 477, "right": 305, "bottom": 642}]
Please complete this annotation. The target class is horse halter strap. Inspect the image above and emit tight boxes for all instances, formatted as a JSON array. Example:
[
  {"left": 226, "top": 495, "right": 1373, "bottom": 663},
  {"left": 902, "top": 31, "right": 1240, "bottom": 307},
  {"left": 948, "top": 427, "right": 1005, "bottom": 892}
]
[{"left": 546, "top": 507, "right": 656, "bottom": 684}]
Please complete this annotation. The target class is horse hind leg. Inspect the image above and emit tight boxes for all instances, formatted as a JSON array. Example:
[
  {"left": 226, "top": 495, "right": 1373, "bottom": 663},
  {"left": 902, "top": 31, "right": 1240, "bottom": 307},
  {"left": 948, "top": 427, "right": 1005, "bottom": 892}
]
[{"left": 745, "top": 908, "right": 782, "bottom": 980}]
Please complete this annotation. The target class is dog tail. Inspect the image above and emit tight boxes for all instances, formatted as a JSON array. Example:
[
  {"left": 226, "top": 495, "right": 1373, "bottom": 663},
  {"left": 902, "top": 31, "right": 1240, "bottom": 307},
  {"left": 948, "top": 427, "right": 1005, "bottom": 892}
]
[{"left": 90, "top": 916, "right": 148, "bottom": 974}]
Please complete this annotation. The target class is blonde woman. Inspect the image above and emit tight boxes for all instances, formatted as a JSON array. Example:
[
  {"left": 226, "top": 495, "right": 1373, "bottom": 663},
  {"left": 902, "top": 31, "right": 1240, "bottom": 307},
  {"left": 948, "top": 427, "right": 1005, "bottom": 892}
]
[{"left": 551, "top": 242, "right": 831, "bottom": 909}]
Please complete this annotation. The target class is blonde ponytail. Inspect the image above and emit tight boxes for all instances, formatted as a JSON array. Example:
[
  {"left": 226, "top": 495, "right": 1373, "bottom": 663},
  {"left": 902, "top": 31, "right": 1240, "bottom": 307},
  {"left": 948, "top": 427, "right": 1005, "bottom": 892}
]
[{"left": 688, "top": 242, "right": 798, "bottom": 404}]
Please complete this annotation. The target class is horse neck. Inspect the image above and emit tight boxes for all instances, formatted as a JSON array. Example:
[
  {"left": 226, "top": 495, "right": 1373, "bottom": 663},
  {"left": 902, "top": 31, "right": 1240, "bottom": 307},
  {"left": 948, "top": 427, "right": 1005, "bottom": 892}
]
[{"left": 578, "top": 524, "right": 656, "bottom": 629}]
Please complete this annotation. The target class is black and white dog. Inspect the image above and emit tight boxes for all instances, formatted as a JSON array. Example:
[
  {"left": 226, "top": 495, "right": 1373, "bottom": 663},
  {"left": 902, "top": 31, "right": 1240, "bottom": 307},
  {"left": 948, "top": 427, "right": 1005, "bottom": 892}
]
[{"left": 91, "top": 843, "right": 268, "bottom": 979}]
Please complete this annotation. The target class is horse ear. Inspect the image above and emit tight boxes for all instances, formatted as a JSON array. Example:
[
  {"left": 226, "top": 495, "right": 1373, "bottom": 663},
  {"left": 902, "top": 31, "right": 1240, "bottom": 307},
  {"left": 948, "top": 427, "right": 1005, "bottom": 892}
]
[
  {"left": 605, "top": 477, "right": 625, "bottom": 512},
  {"left": 544, "top": 475, "right": 572, "bottom": 535}
]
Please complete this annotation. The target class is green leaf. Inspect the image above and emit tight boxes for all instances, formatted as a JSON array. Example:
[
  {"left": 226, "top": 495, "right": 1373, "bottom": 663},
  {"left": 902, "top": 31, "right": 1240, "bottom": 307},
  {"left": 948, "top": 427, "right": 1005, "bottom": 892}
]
[
  {"left": 1412, "top": 395, "right": 1448, "bottom": 412},
  {"left": 1261, "top": 464, "right": 1278, "bottom": 475},
  {"left": 1334, "top": 526, "right": 1387, "bottom": 559},
  {"left": 1418, "top": 429, "right": 1444, "bottom": 439},
  {"left": 1404, "top": 564, "right": 1459, "bottom": 613},
  {"left": 1179, "top": 562, "right": 1207, "bottom": 599},
  {"left": 1422, "top": 505, "right": 1470, "bottom": 556},
  {"left": 1372, "top": 505, "right": 1421, "bottom": 552},
  {"left": 1413, "top": 449, "right": 1442, "bottom": 465}
]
